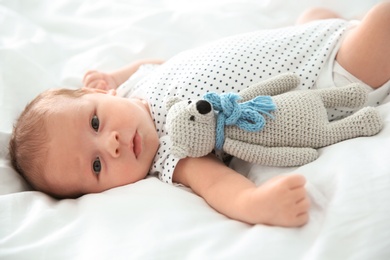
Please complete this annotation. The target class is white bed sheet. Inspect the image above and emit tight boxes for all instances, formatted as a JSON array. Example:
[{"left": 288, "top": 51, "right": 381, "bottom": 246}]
[{"left": 1, "top": 0, "right": 389, "bottom": 259}]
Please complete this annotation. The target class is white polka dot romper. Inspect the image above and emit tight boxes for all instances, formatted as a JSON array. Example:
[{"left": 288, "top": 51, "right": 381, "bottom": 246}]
[{"left": 125, "top": 19, "right": 353, "bottom": 184}]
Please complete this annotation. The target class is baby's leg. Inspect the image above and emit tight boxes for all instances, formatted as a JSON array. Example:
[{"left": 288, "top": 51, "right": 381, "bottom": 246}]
[{"left": 336, "top": 2, "right": 390, "bottom": 89}]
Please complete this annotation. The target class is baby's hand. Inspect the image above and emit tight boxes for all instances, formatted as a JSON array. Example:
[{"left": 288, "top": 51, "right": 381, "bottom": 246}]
[
  {"left": 83, "top": 70, "right": 118, "bottom": 90},
  {"left": 248, "top": 174, "right": 310, "bottom": 227}
]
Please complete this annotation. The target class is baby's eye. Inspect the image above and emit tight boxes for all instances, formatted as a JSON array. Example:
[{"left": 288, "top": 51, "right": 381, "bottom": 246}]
[
  {"left": 92, "top": 157, "right": 101, "bottom": 175},
  {"left": 91, "top": 115, "right": 99, "bottom": 131}
]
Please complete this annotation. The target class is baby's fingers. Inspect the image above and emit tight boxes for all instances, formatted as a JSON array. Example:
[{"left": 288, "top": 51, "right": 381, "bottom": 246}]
[
  {"left": 83, "top": 70, "right": 99, "bottom": 84},
  {"left": 83, "top": 71, "right": 97, "bottom": 85},
  {"left": 85, "top": 79, "right": 108, "bottom": 90},
  {"left": 294, "top": 212, "right": 309, "bottom": 227},
  {"left": 83, "top": 71, "right": 109, "bottom": 90}
]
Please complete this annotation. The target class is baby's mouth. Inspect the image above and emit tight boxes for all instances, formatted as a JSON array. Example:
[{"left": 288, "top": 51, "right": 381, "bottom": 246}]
[{"left": 132, "top": 132, "right": 142, "bottom": 158}]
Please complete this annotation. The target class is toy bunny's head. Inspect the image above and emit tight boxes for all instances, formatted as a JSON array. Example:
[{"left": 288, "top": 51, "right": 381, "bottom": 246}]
[{"left": 165, "top": 97, "right": 216, "bottom": 158}]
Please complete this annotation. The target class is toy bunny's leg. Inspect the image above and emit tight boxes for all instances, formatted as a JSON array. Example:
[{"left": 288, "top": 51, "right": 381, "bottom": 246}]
[
  {"left": 239, "top": 73, "right": 300, "bottom": 101},
  {"left": 223, "top": 138, "right": 318, "bottom": 167},
  {"left": 325, "top": 106, "right": 383, "bottom": 142},
  {"left": 316, "top": 83, "right": 368, "bottom": 108}
]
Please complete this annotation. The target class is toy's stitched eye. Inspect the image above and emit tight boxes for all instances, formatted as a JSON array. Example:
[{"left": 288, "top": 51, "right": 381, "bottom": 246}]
[{"left": 190, "top": 115, "right": 195, "bottom": 121}]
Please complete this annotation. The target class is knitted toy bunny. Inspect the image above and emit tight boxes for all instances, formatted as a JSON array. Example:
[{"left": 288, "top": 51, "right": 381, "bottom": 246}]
[{"left": 165, "top": 73, "right": 383, "bottom": 166}]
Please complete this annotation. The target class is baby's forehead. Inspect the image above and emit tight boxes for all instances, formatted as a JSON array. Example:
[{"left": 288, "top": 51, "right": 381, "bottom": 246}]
[
  {"left": 40, "top": 93, "right": 87, "bottom": 115},
  {"left": 43, "top": 111, "right": 85, "bottom": 195},
  {"left": 43, "top": 98, "right": 86, "bottom": 143}
]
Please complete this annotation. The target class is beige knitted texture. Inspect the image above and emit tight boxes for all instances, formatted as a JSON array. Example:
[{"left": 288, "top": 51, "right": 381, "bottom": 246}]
[
  {"left": 166, "top": 73, "right": 384, "bottom": 166},
  {"left": 224, "top": 83, "right": 382, "bottom": 166},
  {"left": 239, "top": 73, "right": 300, "bottom": 101},
  {"left": 166, "top": 99, "right": 217, "bottom": 158}
]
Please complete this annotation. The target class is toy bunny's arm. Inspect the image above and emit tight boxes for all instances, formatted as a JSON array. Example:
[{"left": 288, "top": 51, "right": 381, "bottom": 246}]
[
  {"left": 239, "top": 73, "right": 300, "bottom": 101},
  {"left": 223, "top": 138, "right": 318, "bottom": 166}
]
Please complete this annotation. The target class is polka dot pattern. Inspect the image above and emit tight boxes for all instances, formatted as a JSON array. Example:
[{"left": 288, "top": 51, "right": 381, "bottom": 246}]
[{"left": 130, "top": 19, "right": 351, "bottom": 184}]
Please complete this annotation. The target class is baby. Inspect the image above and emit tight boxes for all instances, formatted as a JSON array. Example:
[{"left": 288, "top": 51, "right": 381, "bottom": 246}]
[{"left": 9, "top": 3, "right": 390, "bottom": 228}]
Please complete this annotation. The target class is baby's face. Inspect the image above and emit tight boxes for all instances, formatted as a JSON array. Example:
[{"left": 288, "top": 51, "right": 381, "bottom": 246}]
[{"left": 44, "top": 90, "right": 159, "bottom": 196}]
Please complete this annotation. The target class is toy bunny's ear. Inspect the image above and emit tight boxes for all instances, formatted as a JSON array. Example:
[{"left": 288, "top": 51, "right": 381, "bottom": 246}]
[{"left": 166, "top": 97, "right": 182, "bottom": 111}]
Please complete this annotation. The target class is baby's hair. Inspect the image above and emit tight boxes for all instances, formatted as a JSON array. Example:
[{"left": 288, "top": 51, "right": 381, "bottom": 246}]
[{"left": 9, "top": 88, "right": 90, "bottom": 197}]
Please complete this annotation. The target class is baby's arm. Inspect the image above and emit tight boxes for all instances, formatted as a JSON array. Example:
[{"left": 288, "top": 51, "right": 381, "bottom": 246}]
[
  {"left": 83, "top": 58, "right": 164, "bottom": 89},
  {"left": 174, "top": 154, "right": 310, "bottom": 227}
]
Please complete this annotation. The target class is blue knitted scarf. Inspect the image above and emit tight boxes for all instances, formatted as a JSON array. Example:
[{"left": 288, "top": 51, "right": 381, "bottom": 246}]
[{"left": 203, "top": 92, "right": 277, "bottom": 150}]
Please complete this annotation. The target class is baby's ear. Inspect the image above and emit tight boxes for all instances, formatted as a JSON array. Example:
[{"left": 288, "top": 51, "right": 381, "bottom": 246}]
[{"left": 165, "top": 97, "right": 182, "bottom": 111}]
